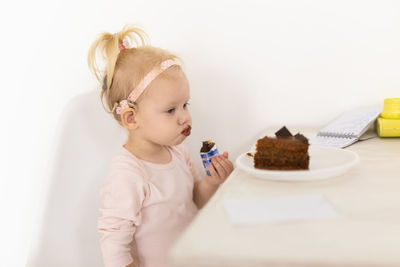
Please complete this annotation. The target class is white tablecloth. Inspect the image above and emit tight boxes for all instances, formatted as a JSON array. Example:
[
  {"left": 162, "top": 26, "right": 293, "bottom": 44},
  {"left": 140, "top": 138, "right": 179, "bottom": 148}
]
[{"left": 169, "top": 127, "right": 400, "bottom": 267}]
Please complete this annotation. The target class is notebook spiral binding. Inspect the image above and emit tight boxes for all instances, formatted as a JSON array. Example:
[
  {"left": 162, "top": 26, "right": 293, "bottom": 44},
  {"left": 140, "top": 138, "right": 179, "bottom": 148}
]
[{"left": 317, "top": 132, "right": 358, "bottom": 139}]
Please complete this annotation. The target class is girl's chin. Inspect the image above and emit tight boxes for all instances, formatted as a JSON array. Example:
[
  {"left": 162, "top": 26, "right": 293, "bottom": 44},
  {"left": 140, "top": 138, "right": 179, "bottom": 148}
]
[
  {"left": 170, "top": 136, "right": 187, "bottom": 146},
  {"left": 159, "top": 134, "right": 189, "bottom": 147}
]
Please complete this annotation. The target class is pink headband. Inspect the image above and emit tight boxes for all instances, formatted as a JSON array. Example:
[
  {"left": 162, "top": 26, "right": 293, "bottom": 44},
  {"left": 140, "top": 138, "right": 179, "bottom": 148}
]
[{"left": 116, "top": 59, "right": 179, "bottom": 115}]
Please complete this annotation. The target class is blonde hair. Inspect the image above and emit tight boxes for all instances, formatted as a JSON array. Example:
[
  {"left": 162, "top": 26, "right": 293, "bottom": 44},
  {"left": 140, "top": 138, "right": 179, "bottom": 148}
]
[{"left": 88, "top": 24, "right": 183, "bottom": 124}]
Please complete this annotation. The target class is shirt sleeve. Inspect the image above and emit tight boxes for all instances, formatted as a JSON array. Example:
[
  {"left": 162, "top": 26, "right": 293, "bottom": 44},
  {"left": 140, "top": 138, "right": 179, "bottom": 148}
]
[
  {"left": 179, "top": 144, "right": 202, "bottom": 182},
  {"left": 98, "top": 168, "right": 147, "bottom": 267}
]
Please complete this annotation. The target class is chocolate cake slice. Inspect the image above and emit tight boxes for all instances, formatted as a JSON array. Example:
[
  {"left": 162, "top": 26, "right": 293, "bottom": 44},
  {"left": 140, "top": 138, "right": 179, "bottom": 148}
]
[{"left": 254, "top": 126, "right": 310, "bottom": 170}]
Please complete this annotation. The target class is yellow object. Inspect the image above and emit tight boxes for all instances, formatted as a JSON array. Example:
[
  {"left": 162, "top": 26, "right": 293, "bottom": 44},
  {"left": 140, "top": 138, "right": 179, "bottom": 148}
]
[
  {"left": 381, "top": 98, "right": 400, "bottom": 119},
  {"left": 377, "top": 117, "right": 400, "bottom": 137}
]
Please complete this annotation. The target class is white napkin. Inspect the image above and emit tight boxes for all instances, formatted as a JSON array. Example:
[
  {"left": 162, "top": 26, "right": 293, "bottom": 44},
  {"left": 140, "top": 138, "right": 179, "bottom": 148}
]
[{"left": 224, "top": 195, "right": 341, "bottom": 226}]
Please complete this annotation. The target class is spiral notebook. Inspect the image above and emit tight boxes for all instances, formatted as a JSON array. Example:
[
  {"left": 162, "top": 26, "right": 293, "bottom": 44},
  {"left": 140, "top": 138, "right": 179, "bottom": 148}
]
[{"left": 309, "top": 106, "right": 382, "bottom": 148}]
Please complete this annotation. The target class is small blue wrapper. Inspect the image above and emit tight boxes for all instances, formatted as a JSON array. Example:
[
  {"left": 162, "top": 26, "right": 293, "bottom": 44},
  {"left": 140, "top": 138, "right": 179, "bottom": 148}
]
[{"left": 200, "top": 145, "right": 219, "bottom": 175}]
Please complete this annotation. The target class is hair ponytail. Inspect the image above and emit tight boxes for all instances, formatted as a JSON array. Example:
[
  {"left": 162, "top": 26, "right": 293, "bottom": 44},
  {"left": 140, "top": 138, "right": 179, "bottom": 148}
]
[{"left": 88, "top": 25, "right": 149, "bottom": 89}]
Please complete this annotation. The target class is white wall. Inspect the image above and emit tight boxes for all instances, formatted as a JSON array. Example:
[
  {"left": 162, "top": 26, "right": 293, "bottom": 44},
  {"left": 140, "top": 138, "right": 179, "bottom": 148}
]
[{"left": 1, "top": 0, "right": 399, "bottom": 266}]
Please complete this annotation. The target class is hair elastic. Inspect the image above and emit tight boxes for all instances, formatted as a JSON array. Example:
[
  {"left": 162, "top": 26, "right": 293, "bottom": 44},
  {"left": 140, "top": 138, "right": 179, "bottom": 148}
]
[
  {"left": 116, "top": 59, "right": 179, "bottom": 115},
  {"left": 119, "top": 38, "right": 130, "bottom": 51}
]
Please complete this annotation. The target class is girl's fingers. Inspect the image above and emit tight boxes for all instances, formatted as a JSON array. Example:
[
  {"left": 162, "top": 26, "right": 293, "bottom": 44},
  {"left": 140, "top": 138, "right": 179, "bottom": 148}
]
[
  {"left": 222, "top": 152, "right": 234, "bottom": 172},
  {"left": 211, "top": 157, "right": 227, "bottom": 179},
  {"left": 218, "top": 154, "right": 234, "bottom": 172},
  {"left": 207, "top": 153, "right": 235, "bottom": 185},
  {"left": 217, "top": 156, "right": 233, "bottom": 175},
  {"left": 223, "top": 155, "right": 234, "bottom": 170},
  {"left": 208, "top": 161, "right": 219, "bottom": 179}
]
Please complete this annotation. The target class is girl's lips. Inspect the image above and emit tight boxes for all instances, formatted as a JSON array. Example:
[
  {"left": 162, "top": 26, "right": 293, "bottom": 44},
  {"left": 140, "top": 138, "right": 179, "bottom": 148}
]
[{"left": 181, "top": 125, "right": 192, "bottom": 136}]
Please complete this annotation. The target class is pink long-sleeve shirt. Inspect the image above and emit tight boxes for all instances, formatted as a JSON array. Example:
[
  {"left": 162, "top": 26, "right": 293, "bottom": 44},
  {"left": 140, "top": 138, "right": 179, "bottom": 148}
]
[{"left": 98, "top": 144, "right": 201, "bottom": 267}]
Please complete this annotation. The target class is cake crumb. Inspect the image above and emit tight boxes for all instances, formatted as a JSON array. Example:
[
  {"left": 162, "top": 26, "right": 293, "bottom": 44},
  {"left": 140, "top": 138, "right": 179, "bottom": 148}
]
[{"left": 246, "top": 152, "right": 254, "bottom": 157}]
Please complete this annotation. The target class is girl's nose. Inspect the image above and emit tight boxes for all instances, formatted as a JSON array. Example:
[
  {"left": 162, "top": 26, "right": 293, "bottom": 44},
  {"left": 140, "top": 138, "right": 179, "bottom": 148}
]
[{"left": 178, "top": 109, "right": 191, "bottom": 125}]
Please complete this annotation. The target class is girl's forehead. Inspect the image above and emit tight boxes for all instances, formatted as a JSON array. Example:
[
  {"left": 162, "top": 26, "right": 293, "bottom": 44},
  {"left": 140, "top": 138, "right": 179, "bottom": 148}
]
[{"left": 145, "top": 69, "right": 190, "bottom": 100}]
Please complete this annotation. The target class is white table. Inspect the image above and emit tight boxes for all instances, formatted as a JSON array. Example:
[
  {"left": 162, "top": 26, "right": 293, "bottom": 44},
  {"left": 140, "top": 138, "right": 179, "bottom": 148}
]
[{"left": 169, "top": 128, "right": 400, "bottom": 267}]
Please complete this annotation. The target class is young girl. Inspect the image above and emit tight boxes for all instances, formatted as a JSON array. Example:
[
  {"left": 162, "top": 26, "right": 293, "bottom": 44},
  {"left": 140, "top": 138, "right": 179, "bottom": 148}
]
[{"left": 88, "top": 25, "right": 234, "bottom": 267}]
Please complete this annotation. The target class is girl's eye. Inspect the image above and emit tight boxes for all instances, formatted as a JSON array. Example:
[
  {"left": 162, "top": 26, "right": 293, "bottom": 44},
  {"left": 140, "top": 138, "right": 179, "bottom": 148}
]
[
  {"left": 167, "top": 108, "right": 175, "bottom": 114},
  {"left": 183, "top": 102, "right": 190, "bottom": 109}
]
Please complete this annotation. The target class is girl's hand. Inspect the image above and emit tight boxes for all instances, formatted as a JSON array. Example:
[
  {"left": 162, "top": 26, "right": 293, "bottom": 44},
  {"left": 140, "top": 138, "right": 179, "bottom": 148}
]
[{"left": 205, "top": 152, "right": 234, "bottom": 185}]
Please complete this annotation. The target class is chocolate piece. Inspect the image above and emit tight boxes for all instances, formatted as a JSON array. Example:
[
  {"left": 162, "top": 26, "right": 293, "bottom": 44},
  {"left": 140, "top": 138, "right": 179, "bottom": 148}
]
[
  {"left": 246, "top": 152, "right": 254, "bottom": 157},
  {"left": 294, "top": 133, "right": 309, "bottom": 145},
  {"left": 275, "top": 126, "right": 293, "bottom": 138},
  {"left": 200, "top": 140, "right": 215, "bottom": 153}
]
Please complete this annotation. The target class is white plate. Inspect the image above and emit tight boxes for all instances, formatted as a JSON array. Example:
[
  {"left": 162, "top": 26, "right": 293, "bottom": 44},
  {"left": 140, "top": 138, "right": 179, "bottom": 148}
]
[{"left": 235, "top": 145, "right": 360, "bottom": 181}]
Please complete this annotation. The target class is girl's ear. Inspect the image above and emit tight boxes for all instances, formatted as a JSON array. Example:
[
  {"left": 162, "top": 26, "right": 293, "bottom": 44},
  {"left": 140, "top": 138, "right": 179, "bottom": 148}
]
[{"left": 121, "top": 108, "right": 138, "bottom": 130}]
